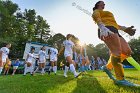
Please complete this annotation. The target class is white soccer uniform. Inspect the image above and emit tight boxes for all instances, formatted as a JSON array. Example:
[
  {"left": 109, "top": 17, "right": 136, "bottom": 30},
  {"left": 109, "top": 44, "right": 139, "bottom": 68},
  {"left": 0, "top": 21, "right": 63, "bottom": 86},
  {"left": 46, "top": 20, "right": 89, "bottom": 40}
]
[
  {"left": 0, "top": 47, "right": 9, "bottom": 62},
  {"left": 38, "top": 50, "right": 46, "bottom": 63},
  {"left": 63, "top": 40, "right": 74, "bottom": 58},
  {"left": 26, "top": 53, "right": 35, "bottom": 63},
  {"left": 24, "top": 52, "right": 35, "bottom": 75},
  {"left": 50, "top": 48, "right": 58, "bottom": 62}
]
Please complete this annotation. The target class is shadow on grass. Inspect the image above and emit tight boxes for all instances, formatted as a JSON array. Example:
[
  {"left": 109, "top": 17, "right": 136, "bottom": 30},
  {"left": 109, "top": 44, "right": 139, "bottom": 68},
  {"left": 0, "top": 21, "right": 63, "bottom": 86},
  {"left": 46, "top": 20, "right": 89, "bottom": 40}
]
[
  {"left": 72, "top": 76, "right": 107, "bottom": 93},
  {"left": 115, "top": 84, "right": 140, "bottom": 93},
  {"left": 125, "top": 76, "right": 140, "bottom": 80},
  {"left": 0, "top": 74, "right": 75, "bottom": 93}
]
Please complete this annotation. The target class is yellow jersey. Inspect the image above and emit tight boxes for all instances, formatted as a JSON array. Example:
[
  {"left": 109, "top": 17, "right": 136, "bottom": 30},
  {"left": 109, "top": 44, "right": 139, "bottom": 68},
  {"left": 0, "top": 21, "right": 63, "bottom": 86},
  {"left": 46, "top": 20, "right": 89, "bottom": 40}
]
[
  {"left": 5, "top": 60, "right": 11, "bottom": 68},
  {"left": 92, "top": 9, "right": 119, "bottom": 30}
]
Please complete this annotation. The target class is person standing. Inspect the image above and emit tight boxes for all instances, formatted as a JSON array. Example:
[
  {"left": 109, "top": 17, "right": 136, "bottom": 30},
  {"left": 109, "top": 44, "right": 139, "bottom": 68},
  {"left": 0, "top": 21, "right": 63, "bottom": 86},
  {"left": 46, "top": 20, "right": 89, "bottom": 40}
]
[
  {"left": 48, "top": 44, "right": 58, "bottom": 75},
  {"left": 58, "top": 34, "right": 81, "bottom": 78},
  {"left": 92, "top": 1, "right": 138, "bottom": 86},
  {"left": 12, "top": 58, "right": 20, "bottom": 75},
  {"left": 0, "top": 43, "right": 11, "bottom": 75},
  {"left": 23, "top": 47, "right": 35, "bottom": 76}
]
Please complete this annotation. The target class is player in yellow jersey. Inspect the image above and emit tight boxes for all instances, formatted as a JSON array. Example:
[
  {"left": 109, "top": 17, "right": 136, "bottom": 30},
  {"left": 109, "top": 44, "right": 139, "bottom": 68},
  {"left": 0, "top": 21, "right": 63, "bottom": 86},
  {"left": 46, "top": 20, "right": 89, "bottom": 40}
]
[
  {"left": 3, "top": 59, "right": 11, "bottom": 75},
  {"left": 92, "top": 1, "right": 139, "bottom": 87}
]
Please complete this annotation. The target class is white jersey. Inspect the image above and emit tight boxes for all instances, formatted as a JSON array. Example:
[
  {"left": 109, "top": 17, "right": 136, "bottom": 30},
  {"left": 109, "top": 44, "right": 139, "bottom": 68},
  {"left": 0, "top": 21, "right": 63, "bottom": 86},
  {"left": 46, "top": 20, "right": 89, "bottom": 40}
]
[
  {"left": 26, "top": 53, "right": 35, "bottom": 63},
  {"left": 38, "top": 50, "right": 46, "bottom": 62},
  {"left": 63, "top": 40, "right": 74, "bottom": 58},
  {"left": 50, "top": 48, "right": 58, "bottom": 61},
  {"left": 0, "top": 47, "right": 9, "bottom": 62}
]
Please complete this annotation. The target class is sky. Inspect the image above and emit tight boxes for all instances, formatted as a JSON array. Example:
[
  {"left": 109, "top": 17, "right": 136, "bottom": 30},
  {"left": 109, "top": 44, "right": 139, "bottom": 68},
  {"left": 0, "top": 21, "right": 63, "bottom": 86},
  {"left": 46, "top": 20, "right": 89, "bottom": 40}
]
[{"left": 11, "top": 0, "right": 140, "bottom": 45}]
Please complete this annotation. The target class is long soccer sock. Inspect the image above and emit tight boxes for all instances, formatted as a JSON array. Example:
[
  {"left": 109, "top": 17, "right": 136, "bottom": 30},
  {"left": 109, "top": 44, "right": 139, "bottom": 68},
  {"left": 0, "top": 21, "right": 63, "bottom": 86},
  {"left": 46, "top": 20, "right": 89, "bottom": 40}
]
[
  {"left": 85, "top": 65, "right": 89, "bottom": 71},
  {"left": 81, "top": 65, "right": 85, "bottom": 72},
  {"left": 78, "top": 66, "right": 81, "bottom": 72},
  {"left": 24, "top": 64, "right": 27, "bottom": 75},
  {"left": 30, "top": 65, "right": 34, "bottom": 74},
  {"left": 70, "top": 64, "right": 77, "bottom": 76},
  {"left": 54, "top": 66, "right": 57, "bottom": 73},
  {"left": 0, "top": 67, "right": 3, "bottom": 75},
  {"left": 64, "top": 66, "right": 69, "bottom": 76},
  {"left": 106, "top": 56, "right": 113, "bottom": 70},
  {"left": 34, "top": 67, "right": 39, "bottom": 73},
  {"left": 53, "top": 66, "right": 55, "bottom": 72},
  {"left": 111, "top": 55, "right": 124, "bottom": 80},
  {"left": 49, "top": 66, "right": 52, "bottom": 71},
  {"left": 41, "top": 68, "right": 45, "bottom": 74},
  {"left": 106, "top": 54, "right": 129, "bottom": 70}
]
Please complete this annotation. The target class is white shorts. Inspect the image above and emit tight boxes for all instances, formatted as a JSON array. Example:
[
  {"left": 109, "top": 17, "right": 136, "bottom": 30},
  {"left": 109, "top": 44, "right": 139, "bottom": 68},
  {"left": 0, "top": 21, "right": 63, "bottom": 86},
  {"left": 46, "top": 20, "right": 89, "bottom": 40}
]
[
  {"left": 2, "top": 59, "right": 6, "bottom": 63},
  {"left": 13, "top": 66, "right": 18, "bottom": 69},
  {"left": 64, "top": 53, "right": 73, "bottom": 59},
  {"left": 26, "top": 59, "right": 33, "bottom": 63},
  {"left": 50, "top": 57, "right": 57, "bottom": 62},
  {"left": 38, "top": 60, "right": 46, "bottom": 63}
]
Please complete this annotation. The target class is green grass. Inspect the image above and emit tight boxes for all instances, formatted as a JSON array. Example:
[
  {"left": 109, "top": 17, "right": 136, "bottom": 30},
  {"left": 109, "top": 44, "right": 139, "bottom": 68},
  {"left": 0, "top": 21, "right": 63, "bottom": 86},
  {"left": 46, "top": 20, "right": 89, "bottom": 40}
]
[{"left": 0, "top": 69, "right": 140, "bottom": 93}]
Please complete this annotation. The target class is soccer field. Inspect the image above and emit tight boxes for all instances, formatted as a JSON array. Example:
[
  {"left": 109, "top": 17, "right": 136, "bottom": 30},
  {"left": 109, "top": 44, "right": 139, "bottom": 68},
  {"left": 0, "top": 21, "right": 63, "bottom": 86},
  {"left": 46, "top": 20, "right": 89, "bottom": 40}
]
[{"left": 0, "top": 69, "right": 140, "bottom": 93}]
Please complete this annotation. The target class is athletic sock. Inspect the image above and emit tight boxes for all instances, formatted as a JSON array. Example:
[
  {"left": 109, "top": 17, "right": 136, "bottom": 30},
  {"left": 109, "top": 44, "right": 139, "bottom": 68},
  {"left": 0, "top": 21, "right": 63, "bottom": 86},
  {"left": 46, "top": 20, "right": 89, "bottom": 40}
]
[
  {"left": 64, "top": 66, "right": 69, "bottom": 76},
  {"left": 41, "top": 68, "right": 45, "bottom": 74},
  {"left": 53, "top": 66, "right": 55, "bottom": 72},
  {"left": 0, "top": 67, "right": 3, "bottom": 75},
  {"left": 70, "top": 64, "right": 77, "bottom": 76},
  {"left": 34, "top": 67, "right": 39, "bottom": 73},
  {"left": 30, "top": 65, "right": 34, "bottom": 74},
  {"left": 81, "top": 65, "right": 85, "bottom": 72},
  {"left": 54, "top": 66, "right": 57, "bottom": 73},
  {"left": 49, "top": 66, "right": 52, "bottom": 71},
  {"left": 24, "top": 64, "right": 27, "bottom": 75}
]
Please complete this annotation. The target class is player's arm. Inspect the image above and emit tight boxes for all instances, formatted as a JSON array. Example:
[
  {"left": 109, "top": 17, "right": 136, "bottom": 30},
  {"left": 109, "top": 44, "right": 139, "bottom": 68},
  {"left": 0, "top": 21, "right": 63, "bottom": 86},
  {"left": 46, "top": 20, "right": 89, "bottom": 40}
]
[
  {"left": 118, "top": 25, "right": 136, "bottom": 36},
  {"left": 92, "top": 10, "right": 113, "bottom": 39}
]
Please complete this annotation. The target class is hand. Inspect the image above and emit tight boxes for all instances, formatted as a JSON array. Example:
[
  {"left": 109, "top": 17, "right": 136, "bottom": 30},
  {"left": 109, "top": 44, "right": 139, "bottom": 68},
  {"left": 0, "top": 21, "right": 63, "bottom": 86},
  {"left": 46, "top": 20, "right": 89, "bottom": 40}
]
[
  {"left": 124, "top": 26, "right": 136, "bottom": 36},
  {"left": 98, "top": 23, "right": 114, "bottom": 39}
]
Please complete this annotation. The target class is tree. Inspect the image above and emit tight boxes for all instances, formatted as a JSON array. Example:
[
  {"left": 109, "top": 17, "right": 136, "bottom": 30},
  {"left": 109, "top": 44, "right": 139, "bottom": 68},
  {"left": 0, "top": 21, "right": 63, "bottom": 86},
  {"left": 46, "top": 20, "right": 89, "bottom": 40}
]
[
  {"left": 128, "top": 38, "right": 140, "bottom": 63},
  {"left": 35, "top": 15, "right": 51, "bottom": 42}
]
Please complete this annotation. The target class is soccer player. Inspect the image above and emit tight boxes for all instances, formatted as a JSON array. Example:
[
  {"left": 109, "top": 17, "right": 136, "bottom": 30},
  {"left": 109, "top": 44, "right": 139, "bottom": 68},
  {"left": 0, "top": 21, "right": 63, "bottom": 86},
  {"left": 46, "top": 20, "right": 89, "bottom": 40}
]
[
  {"left": 3, "top": 59, "right": 11, "bottom": 75},
  {"left": 92, "top": 1, "right": 139, "bottom": 86},
  {"left": 23, "top": 47, "right": 35, "bottom": 76},
  {"left": 58, "top": 34, "right": 81, "bottom": 78},
  {"left": 0, "top": 43, "right": 11, "bottom": 75},
  {"left": 48, "top": 44, "right": 58, "bottom": 75},
  {"left": 33, "top": 46, "right": 47, "bottom": 75}
]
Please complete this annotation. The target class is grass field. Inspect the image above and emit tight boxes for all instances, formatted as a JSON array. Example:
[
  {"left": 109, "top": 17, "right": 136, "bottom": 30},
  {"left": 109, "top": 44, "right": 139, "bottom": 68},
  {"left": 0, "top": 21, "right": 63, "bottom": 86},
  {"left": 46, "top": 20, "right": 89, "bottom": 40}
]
[{"left": 0, "top": 69, "right": 140, "bottom": 93}]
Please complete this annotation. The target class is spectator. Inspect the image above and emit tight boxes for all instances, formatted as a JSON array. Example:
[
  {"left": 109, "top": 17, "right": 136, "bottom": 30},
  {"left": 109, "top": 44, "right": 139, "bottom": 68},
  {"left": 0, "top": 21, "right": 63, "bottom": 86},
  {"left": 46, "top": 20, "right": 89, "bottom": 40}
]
[
  {"left": 3, "top": 59, "right": 11, "bottom": 75},
  {"left": 12, "top": 59, "right": 20, "bottom": 75}
]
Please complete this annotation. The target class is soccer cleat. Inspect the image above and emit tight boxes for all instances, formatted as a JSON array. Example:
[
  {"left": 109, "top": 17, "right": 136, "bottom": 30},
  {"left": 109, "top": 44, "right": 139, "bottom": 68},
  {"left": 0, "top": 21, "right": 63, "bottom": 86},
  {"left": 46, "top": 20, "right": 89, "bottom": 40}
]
[
  {"left": 101, "top": 65, "right": 116, "bottom": 80},
  {"left": 115, "top": 79, "right": 140, "bottom": 87},
  {"left": 64, "top": 74, "right": 68, "bottom": 77},
  {"left": 30, "top": 73, "right": 34, "bottom": 76},
  {"left": 48, "top": 71, "right": 50, "bottom": 75},
  {"left": 75, "top": 72, "right": 82, "bottom": 78}
]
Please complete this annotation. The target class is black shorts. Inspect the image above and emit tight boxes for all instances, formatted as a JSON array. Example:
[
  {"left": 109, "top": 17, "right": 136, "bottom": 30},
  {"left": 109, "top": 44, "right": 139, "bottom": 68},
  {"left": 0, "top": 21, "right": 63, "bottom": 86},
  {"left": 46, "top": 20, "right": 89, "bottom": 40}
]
[{"left": 98, "top": 26, "right": 122, "bottom": 39}]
